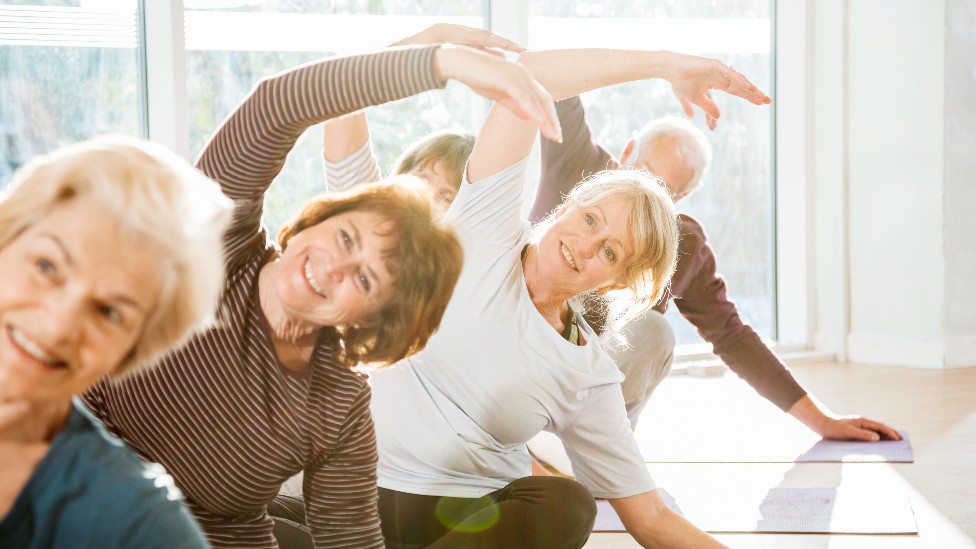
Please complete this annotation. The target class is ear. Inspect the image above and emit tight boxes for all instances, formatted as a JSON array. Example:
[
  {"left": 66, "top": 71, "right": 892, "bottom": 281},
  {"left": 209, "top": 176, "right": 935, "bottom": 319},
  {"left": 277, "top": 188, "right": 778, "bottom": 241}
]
[
  {"left": 597, "top": 282, "right": 627, "bottom": 296},
  {"left": 620, "top": 139, "right": 637, "bottom": 165}
]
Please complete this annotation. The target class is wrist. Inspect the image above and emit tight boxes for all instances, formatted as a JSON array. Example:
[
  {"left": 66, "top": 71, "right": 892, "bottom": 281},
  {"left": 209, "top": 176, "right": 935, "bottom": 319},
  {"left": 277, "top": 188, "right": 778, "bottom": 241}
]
[{"left": 432, "top": 44, "right": 459, "bottom": 82}]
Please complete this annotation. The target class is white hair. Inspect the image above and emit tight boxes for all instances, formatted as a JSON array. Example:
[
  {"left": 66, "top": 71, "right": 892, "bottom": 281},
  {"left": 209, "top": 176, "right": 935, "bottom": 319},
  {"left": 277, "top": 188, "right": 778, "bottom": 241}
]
[{"left": 622, "top": 115, "right": 713, "bottom": 196}]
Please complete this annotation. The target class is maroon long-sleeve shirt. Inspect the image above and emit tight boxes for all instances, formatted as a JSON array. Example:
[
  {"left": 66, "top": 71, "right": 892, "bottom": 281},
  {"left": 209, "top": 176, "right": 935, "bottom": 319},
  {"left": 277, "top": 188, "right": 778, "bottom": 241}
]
[{"left": 531, "top": 96, "right": 806, "bottom": 412}]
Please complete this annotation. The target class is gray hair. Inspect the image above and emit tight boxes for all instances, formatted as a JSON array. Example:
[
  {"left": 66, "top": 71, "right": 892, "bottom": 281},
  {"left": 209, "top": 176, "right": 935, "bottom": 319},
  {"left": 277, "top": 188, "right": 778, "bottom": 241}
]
[{"left": 623, "top": 115, "right": 713, "bottom": 196}]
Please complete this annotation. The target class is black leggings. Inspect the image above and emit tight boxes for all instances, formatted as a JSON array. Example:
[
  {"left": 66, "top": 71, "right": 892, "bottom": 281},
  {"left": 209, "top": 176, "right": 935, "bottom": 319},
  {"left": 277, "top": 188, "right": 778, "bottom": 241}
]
[{"left": 267, "top": 476, "right": 596, "bottom": 549}]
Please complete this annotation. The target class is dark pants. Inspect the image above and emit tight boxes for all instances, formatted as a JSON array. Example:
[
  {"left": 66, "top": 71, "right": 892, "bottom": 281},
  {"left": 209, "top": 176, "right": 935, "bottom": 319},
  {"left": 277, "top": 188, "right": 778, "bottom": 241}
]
[
  {"left": 267, "top": 476, "right": 596, "bottom": 549},
  {"left": 268, "top": 495, "right": 313, "bottom": 549}
]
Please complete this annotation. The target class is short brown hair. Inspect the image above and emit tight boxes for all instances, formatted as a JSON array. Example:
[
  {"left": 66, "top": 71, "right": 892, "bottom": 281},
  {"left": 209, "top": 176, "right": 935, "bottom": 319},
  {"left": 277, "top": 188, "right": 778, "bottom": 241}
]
[
  {"left": 277, "top": 176, "right": 463, "bottom": 368},
  {"left": 392, "top": 130, "right": 475, "bottom": 190}
]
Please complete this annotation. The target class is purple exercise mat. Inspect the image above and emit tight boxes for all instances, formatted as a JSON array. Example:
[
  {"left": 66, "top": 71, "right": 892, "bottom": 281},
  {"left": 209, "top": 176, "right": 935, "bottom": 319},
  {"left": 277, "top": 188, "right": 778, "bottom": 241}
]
[{"left": 594, "top": 487, "right": 918, "bottom": 534}]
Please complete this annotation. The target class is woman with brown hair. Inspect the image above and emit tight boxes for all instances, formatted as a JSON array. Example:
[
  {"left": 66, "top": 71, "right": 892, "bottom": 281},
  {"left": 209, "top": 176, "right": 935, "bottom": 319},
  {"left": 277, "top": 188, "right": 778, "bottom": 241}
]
[{"left": 81, "top": 44, "right": 560, "bottom": 548}]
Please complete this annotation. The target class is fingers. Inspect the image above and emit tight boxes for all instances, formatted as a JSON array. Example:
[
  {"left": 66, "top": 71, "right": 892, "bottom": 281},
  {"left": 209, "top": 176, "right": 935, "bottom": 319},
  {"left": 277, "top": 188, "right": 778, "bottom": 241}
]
[
  {"left": 476, "top": 29, "right": 525, "bottom": 53},
  {"left": 858, "top": 418, "right": 903, "bottom": 441},
  {"left": 679, "top": 96, "right": 695, "bottom": 119},
  {"left": 704, "top": 91, "right": 717, "bottom": 130},
  {"left": 690, "top": 93, "right": 721, "bottom": 121},
  {"left": 522, "top": 80, "right": 561, "bottom": 142},
  {"left": 725, "top": 67, "right": 771, "bottom": 105}
]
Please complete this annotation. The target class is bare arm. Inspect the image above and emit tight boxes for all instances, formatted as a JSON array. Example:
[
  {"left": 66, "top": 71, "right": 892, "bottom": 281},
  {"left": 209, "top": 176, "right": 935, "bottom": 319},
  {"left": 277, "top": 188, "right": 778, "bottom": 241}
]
[
  {"left": 789, "top": 394, "right": 903, "bottom": 442},
  {"left": 322, "top": 24, "right": 528, "bottom": 183},
  {"left": 609, "top": 491, "right": 727, "bottom": 549},
  {"left": 469, "top": 48, "right": 770, "bottom": 183},
  {"left": 322, "top": 113, "right": 370, "bottom": 164}
]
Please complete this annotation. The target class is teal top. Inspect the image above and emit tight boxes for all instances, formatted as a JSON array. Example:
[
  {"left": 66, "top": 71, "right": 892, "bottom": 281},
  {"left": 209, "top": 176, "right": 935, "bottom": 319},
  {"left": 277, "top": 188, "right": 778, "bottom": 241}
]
[{"left": 0, "top": 399, "right": 207, "bottom": 548}]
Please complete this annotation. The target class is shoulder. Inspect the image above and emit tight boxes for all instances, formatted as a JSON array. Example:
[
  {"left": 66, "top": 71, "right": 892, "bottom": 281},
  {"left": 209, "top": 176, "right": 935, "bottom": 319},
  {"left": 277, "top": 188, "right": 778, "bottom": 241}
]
[
  {"left": 49, "top": 407, "right": 205, "bottom": 545},
  {"left": 677, "top": 212, "right": 709, "bottom": 250}
]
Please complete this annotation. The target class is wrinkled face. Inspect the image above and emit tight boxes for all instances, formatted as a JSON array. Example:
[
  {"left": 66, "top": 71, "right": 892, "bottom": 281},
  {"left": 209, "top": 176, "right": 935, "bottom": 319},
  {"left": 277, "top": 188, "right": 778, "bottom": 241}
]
[
  {"left": 0, "top": 198, "right": 160, "bottom": 403},
  {"left": 272, "top": 210, "right": 397, "bottom": 327},
  {"left": 634, "top": 136, "right": 694, "bottom": 202},
  {"left": 536, "top": 198, "right": 636, "bottom": 297},
  {"left": 410, "top": 161, "right": 458, "bottom": 209}
]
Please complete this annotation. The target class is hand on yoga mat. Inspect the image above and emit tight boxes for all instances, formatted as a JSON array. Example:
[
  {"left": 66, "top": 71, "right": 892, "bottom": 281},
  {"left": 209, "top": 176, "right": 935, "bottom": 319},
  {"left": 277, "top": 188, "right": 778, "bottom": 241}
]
[
  {"left": 790, "top": 395, "right": 902, "bottom": 442},
  {"left": 433, "top": 45, "right": 561, "bottom": 143},
  {"left": 818, "top": 416, "right": 903, "bottom": 442}
]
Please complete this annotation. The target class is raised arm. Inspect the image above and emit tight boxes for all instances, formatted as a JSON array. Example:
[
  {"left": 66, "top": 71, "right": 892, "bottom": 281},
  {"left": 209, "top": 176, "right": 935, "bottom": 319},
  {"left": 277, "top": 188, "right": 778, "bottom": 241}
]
[
  {"left": 322, "top": 24, "right": 529, "bottom": 192},
  {"left": 469, "top": 48, "right": 770, "bottom": 183}
]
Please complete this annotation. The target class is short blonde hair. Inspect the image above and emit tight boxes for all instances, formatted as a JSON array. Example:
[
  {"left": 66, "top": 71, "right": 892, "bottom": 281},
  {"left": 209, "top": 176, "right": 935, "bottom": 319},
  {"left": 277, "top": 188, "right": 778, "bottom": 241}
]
[
  {"left": 0, "top": 135, "right": 233, "bottom": 378},
  {"left": 533, "top": 168, "right": 678, "bottom": 330},
  {"left": 392, "top": 130, "right": 475, "bottom": 191},
  {"left": 277, "top": 175, "right": 463, "bottom": 368}
]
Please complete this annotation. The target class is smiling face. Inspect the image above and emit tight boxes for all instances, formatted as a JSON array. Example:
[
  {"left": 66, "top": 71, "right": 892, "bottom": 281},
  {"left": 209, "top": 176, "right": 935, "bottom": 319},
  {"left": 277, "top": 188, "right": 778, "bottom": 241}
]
[
  {"left": 0, "top": 198, "right": 160, "bottom": 403},
  {"left": 269, "top": 209, "right": 397, "bottom": 328},
  {"left": 535, "top": 198, "right": 636, "bottom": 297}
]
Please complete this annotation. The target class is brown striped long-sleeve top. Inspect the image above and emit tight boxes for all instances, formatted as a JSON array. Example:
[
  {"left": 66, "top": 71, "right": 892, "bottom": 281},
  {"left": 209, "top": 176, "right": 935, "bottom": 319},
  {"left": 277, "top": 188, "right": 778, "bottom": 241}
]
[{"left": 82, "top": 46, "right": 445, "bottom": 549}]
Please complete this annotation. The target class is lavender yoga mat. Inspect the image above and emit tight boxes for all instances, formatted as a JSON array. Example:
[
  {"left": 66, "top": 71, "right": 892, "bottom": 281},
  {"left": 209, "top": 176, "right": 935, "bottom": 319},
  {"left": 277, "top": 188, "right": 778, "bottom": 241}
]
[
  {"left": 643, "top": 431, "right": 913, "bottom": 463},
  {"left": 593, "top": 487, "right": 918, "bottom": 534}
]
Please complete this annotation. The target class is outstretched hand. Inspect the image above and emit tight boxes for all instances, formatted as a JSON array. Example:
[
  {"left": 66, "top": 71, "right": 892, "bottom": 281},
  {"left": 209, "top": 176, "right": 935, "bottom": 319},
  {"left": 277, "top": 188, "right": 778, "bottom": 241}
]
[
  {"left": 393, "top": 22, "right": 524, "bottom": 56},
  {"left": 817, "top": 416, "right": 903, "bottom": 442},
  {"left": 434, "top": 45, "right": 561, "bottom": 142},
  {"left": 667, "top": 53, "right": 770, "bottom": 124}
]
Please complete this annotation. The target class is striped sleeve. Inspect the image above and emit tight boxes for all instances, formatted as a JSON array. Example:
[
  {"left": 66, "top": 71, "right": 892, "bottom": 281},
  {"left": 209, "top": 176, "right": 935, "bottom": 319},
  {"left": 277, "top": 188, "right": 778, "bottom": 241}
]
[
  {"left": 303, "top": 385, "right": 383, "bottom": 548},
  {"left": 195, "top": 45, "right": 445, "bottom": 270},
  {"left": 324, "top": 140, "right": 382, "bottom": 193}
]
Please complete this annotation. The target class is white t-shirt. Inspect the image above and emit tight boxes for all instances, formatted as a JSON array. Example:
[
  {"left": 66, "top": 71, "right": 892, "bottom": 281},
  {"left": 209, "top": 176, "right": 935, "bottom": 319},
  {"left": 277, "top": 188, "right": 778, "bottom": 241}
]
[{"left": 369, "top": 157, "right": 655, "bottom": 500}]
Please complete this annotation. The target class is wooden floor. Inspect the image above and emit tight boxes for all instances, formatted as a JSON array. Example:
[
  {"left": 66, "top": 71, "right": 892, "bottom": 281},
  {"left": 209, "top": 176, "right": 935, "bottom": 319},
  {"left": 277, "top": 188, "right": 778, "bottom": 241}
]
[{"left": 585, "top": 361, "right": 976, "bottom": 548}]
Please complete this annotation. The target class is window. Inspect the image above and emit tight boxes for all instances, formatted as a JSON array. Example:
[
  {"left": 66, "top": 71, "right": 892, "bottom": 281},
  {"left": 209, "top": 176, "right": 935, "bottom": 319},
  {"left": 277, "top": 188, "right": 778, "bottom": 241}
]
[
  {"left": 1, "top": 0, "right": 779, "bottom": 347},
  {"left": 182, "top": 0, "right": 486, "bottom": 231},
  {"left": 0, "top": 1, "right": 143, "bottom": 183}
]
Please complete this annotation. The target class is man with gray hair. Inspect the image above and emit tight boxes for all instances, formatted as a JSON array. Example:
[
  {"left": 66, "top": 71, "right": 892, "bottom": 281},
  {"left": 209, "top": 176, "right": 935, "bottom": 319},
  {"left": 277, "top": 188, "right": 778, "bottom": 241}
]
[{"left": 530, "top": 95, "right": 899, "bottom": 443}]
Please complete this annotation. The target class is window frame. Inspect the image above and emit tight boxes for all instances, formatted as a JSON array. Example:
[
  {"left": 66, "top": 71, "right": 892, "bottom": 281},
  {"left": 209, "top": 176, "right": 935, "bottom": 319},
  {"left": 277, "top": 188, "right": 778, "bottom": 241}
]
[{"left": 140, "top": 0, "right": 811, "bottom": 357}]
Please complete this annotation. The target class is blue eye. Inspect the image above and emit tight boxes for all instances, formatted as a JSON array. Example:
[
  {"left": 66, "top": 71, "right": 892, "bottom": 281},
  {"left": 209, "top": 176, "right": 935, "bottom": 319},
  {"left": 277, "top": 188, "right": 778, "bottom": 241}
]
[
  {"left": 604, "top": 246, "right": 616, "bottom": 262},
  {"left": 585, "top": 214, "right": 595, "bottom": 226},
  {"left": 100, "top": 305, "right": 123, "bottom": 325},
  {"left": 36, "top": 258, "right": 56, "bottom": 276}
]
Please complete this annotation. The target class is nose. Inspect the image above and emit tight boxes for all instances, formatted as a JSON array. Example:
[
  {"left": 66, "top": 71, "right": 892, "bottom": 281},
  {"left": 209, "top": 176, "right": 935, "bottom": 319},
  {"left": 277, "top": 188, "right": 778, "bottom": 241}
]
[
  {"left": 324, "top": 257, "right": 356, "bottom": 282},
  {"left": 41, "top": 292, "right": 84, "bottom": 345},
  {"left": 579, "top": 237, "right": 601, "bottom": 260}
]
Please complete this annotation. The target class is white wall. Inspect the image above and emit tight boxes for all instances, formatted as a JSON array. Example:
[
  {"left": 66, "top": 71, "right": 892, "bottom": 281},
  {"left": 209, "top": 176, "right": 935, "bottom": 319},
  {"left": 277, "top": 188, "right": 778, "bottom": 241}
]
[
  {"left": 811, "top": 0, "right": 976, "bottom": 368},
  {"left": 943, "top": 0, "right": 976, "bottom": 367}
]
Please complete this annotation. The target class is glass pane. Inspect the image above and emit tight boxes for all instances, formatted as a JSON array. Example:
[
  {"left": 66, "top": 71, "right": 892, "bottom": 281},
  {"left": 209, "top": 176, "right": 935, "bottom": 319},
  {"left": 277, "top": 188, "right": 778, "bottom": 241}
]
[
  {"left": 527, "top": 0, "right": 774, "bottom": 345},
  {"left": 184, "top": 1, "right": 486, "bottom": 233},
  {"left": 0, "top": 0, "right": 143, "bottom": 186}
]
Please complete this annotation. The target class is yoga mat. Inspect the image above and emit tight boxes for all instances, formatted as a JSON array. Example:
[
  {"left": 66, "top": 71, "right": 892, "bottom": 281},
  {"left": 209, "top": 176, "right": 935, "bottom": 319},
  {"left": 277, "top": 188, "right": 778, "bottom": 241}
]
[
  {"left": 593, "top": 487, "right": 918, "bottom": 534},
  {"left": 593, "top": 490, "right": 681, "bottom": 532},
  {"left": 795, "top": 431, "right": 913, "bottom": 463},
  {"left": 642, "top": 431, "right": 913, "bottom": 464}
]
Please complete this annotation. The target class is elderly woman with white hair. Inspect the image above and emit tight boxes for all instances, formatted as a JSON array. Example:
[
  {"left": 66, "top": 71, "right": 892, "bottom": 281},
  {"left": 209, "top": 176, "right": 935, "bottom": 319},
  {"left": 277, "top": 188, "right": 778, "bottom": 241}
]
[
  {"left": 365, "top": 48, "right": 770, "bottom": 549},
  {"left": 0, "top": 135, "right": 232, "bottom": 547}
]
